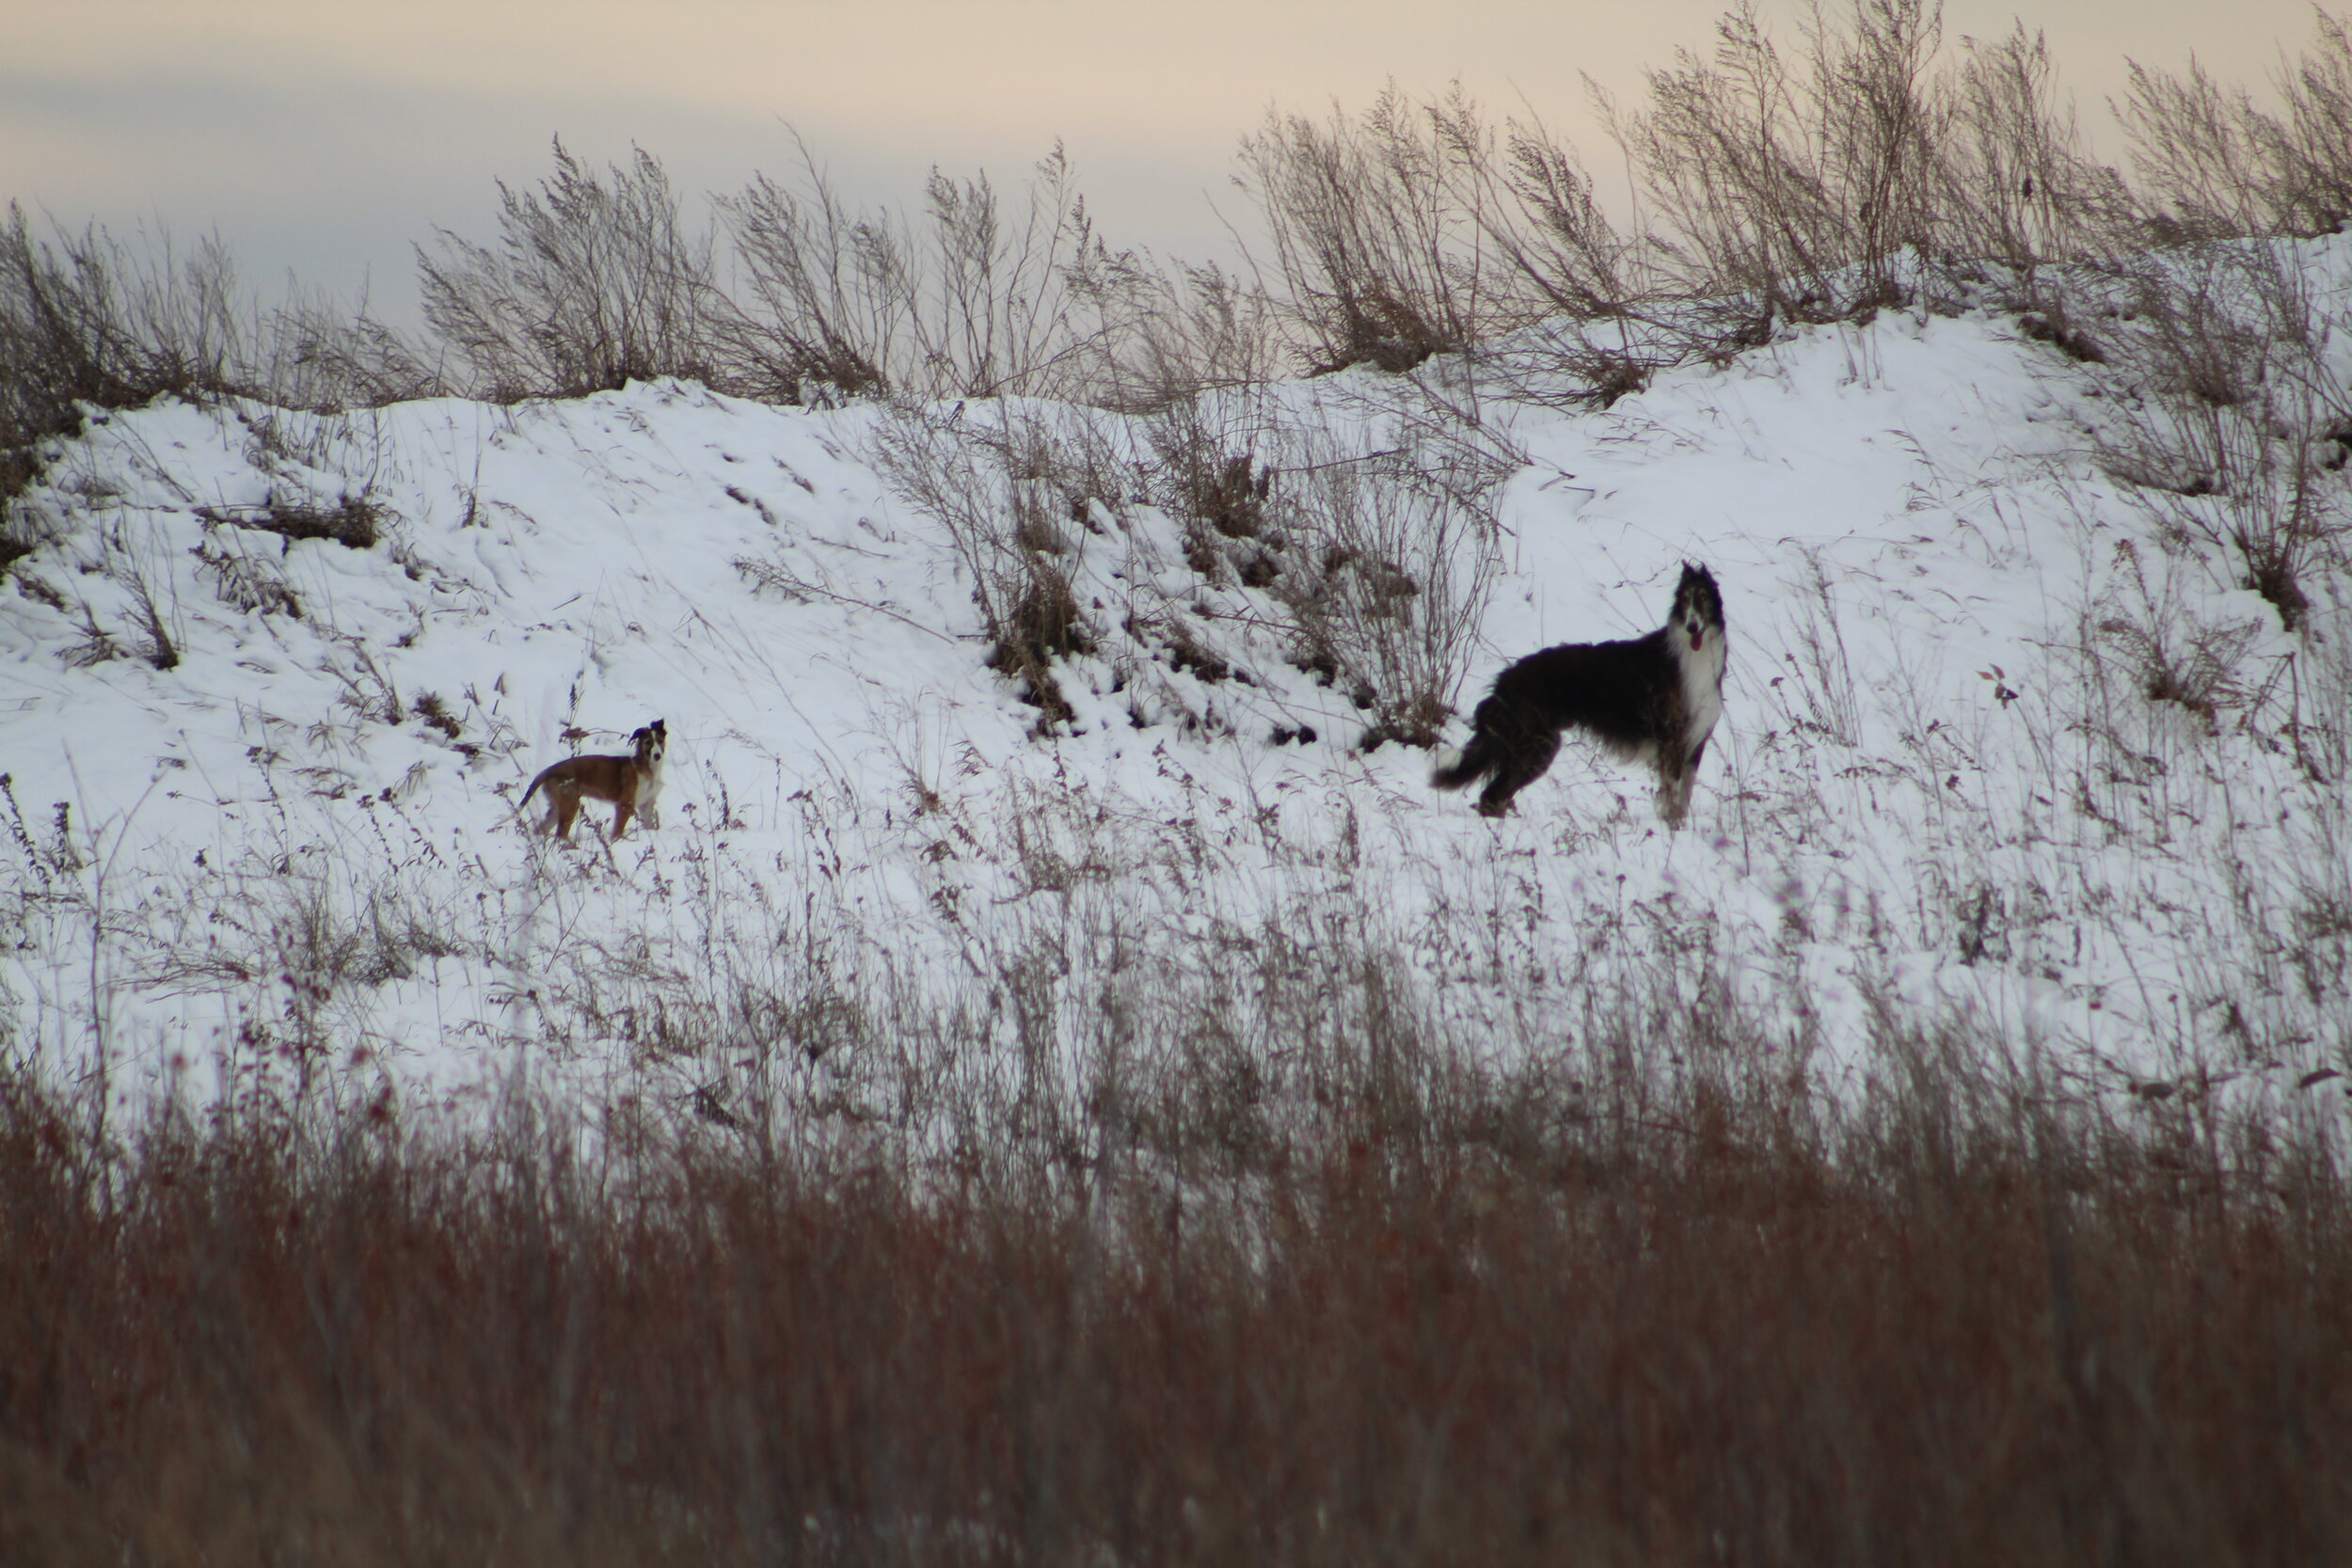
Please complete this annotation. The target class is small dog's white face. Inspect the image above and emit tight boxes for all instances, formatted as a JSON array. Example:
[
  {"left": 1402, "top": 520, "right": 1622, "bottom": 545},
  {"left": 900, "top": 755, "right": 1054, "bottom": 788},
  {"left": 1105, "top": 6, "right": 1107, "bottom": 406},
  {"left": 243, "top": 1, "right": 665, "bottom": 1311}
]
[{"left": 632, "top": 721, "right": 668, "bottom": 827}]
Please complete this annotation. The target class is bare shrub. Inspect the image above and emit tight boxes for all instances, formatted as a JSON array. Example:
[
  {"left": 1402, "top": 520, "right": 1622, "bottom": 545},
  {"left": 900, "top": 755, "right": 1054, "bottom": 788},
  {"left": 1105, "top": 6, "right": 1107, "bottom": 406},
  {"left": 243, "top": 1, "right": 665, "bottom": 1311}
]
[
  {"left": 1940, "top": 25, "right": 2138, "bottom": 289},
  {"left": 325, "top": 636, "right": 405, "bottom": 726},
  {"left": 1255, "top": 399, "right": 1515, "bottom": 748},
  {"left": 1129, "top": 373, "right": 1518, "bottom": 747},
  {"left": 1233, "top": 11, "right": 2152, "bottom": 397},
  {"left": 723, "top": 142, "right": 1184, "bottom": 407},
  {"left": 1143, "top": 392, "right": 1279, "bottom": 575},
  {"left": 905, "top": 150, "right": 1105, "bottom": 401},
  {"left": 0, "top": 206, "right": 257, "bottom": 515},
  {"left": 866, "top": 402, "right": 1113, "bottom": 728},
  {"left": 2093, "top": 539, "right": 2266, "bottom": 729},
  {"left": 122, "top": 573, "right": 179, "bottom": 673},
  {"left": 1233, "top": 80, "right": 1681, "bottom": 403},
  {"left": 713, "top": 139, "right": 896, "bottom": 404},
  {"left": 1091, "top": 260, "right": 1289, "bottom": 409},
  {"left": 0, "top": 214, "right": 439, "bottom": 501},
  {"left": 266, "top": 292, "right": 449, "bottom": 409},
  {"left": 419, "top": 141, "right": 730, "bottom": 401},
  {"left": 195, "top": 534, "right": 302, "bottom": 618},
  {"left": 1439, "top": 94, "right": 1643, "bottom": 324},
  {"left": 2122, "top": 8, "right": 2352, "bottom": 241},
  {"left": 1596, "top": 0, "right": 2158, "bottom": 344},
  {"left": 2088, "top": 243, "right": 2350, "bottom": 629},
  {"left": 59, "top": 601, "right": 124, "bottom": 669},
  {"left": 1238, "top": 86, "right": 1512, "bottom": 372},
  {"left": 1420, "top": 92, "right": 1702, "bottom": 407},
  {"left": 1607, "top": 0, "right": 1948, "bottom": 329}
]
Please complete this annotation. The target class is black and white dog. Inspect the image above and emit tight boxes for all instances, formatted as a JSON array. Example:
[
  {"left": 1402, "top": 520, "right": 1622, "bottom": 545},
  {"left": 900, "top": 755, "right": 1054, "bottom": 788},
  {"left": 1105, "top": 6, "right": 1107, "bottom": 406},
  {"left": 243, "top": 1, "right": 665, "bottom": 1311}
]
[{"left": 1432, "top": 563, "right": 1726, "bottom": 824}]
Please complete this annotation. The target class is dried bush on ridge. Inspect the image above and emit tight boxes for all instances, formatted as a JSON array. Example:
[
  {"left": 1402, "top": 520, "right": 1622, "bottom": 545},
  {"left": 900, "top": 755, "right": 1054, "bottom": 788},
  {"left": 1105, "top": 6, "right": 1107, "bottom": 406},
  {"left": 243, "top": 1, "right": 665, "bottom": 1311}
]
[
  {"left": 1589, "top": 1, "right": 2157, "bottom": 353},
  {"left": 266, "top": 291, "right": 449, "bottom": 409},
  {"left": 1238, "top": 87, "right": 1507, "bottom": 372},
  {"left": 724, "top": 141, "right": 1224, "bottom": 409},
  {"left": 0, "top": 208, "right": 257, "bottom": 529},
  {"left": 0, "top": 205, "right": 436, "bottom": 544},
  {"left": 1235, "top": 86, "right": 1654, "bottom": 374},
  {"left": 1091, "top": 259, "right": 1290, "bottom": 410},
  {"left": 419, "top": 140, "right": 730, "bottom": 401},
  {"left": 898, "top": 150, "right": 1111, "bottom": 402},
  {"left": 1607, "top": 0, "right": 1949, "bottom": 327},
  {"left": 1417, "top": 91, "right": 1682, "bottom": 405},
  {"left": 1940, "top": 24, "right": 2138, "bottom": 282},
  {"left": 1436, "top": 93, "right": 1642, "bottom": 323},
  {"left": 2122, "top": 8, "right": 2352, "bottom": 242},
  {"left": 0, "top": 205, "right": 246, "bottom": 417},
  {"left": 715, "top": 139, "right": 897, "bottom": 403},
  {"left": 1228, "top": 4, "right": 2150, "bottom": 404}
]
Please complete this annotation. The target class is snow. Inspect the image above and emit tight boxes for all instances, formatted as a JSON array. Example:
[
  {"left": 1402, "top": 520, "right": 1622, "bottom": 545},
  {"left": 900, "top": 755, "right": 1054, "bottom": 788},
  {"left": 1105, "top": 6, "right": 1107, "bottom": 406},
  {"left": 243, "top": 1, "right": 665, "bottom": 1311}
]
[{"left": 4, "top": 253, "right": 2346, "bottom": 1134}]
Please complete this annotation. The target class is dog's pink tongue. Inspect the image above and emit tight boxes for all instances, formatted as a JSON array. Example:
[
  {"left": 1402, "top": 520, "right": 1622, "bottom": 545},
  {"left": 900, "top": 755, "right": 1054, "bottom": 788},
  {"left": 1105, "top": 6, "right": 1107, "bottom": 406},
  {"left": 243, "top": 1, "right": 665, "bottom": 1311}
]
[{"left": 1691, "top": 628, "right": 1704, "bottom": 649}]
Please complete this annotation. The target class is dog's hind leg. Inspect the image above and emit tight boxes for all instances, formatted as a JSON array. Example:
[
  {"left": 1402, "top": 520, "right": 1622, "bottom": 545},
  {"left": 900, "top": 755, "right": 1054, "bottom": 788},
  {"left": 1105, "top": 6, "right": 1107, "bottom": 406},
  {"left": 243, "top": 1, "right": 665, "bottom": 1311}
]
[
  {"left": 1476, "top": 732, "right": 1561, "bottom": 817},
  {"left": 549, "top": 784, "right": 583, "bottom": 840}
]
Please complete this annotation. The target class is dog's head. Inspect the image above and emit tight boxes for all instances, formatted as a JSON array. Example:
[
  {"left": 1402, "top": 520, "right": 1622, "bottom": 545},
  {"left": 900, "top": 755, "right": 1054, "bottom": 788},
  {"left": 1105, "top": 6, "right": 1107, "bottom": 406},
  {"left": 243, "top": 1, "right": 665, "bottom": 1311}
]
[
  {"left": 631, "top": 720, "right": 669, "bottom": 766},
  {"left": 1672, "top": 562, "right": 1724, "bottom": 651}
]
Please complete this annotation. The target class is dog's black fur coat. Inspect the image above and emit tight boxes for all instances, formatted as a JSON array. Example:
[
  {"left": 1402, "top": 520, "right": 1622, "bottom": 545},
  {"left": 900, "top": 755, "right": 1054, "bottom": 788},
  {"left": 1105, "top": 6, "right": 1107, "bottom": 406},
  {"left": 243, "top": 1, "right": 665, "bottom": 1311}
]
[{"left": 1433, "top": 563, "right": 1726, "bottom": 823}]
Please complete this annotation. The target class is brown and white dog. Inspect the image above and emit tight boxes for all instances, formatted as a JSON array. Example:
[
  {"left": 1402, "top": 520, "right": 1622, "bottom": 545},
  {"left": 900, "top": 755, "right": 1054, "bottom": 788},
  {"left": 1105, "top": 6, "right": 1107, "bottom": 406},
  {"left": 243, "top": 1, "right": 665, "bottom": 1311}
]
[
  {"left": 519, "top": 720, "right": 668, "bottom": 840},
  {"left": 1433, "top": 564, "right": 1726, "bottom": 824}
]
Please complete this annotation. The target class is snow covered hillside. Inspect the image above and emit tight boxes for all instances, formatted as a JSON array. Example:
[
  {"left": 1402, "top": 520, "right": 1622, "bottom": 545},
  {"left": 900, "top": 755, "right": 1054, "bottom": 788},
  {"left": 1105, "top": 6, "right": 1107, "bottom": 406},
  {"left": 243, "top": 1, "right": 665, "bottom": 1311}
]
[{"left": 4, "top": 242, "right": 2347, "bottom": 1134}]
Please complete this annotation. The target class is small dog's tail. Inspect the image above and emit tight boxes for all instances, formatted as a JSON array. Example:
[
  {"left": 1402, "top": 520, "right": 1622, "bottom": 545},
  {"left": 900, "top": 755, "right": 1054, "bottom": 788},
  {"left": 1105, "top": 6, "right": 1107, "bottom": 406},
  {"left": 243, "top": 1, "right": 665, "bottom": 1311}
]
[
  {"left": 518, "top": 776, "right": 544, "bottom": 812},
  {"left": 1430, "top": 728, "right": 1499, "bottom": 793}
]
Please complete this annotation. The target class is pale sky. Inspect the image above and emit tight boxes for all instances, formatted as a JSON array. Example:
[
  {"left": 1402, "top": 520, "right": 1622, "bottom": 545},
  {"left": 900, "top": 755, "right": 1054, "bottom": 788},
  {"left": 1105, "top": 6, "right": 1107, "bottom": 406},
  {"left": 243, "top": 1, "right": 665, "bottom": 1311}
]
[{"left": 1, "top": 0, "right": 2331, "bottom": 323}]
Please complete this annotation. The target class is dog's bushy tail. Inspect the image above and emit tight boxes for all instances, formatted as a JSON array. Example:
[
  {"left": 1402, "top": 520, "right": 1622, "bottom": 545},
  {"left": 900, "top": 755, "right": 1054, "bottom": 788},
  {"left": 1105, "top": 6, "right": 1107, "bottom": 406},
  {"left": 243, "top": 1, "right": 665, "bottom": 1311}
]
[{"left": 1430, "top": 729, "right": 1499, "bottom": 793}]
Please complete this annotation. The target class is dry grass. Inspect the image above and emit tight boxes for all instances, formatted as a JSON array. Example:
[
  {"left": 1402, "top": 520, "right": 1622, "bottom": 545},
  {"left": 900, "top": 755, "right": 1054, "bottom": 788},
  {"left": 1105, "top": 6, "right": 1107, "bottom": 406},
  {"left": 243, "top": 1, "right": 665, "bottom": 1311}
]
[{"left": 5, "top": 1032, "right": 2350, "bottom": 1567}]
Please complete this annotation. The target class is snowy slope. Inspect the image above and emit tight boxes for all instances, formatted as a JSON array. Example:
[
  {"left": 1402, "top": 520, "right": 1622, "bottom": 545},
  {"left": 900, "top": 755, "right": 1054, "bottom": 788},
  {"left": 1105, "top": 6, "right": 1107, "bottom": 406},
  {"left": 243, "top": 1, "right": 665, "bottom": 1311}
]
[{"left": 3, "top": 260, "right": 2346, "bottom": 1132}]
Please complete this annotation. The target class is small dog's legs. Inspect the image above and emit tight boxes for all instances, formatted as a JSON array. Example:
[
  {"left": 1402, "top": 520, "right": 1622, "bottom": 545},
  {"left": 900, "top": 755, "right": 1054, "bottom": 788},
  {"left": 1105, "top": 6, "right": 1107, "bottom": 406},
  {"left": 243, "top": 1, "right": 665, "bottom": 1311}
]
[
  {"left": 607, "top": 782, "right": 639, "bottom": 840},
  {"left": 545, "top": 784, "right": 583, "bottom": 839}
]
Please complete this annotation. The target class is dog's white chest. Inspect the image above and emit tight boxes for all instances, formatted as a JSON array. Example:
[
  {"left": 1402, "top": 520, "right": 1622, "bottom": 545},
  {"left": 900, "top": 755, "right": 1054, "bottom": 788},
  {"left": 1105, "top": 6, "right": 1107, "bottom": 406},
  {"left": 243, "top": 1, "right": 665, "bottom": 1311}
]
[{"left": 1681, "top": 632, "right": 1726, "bottom": 742}]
